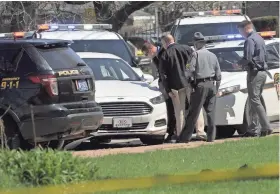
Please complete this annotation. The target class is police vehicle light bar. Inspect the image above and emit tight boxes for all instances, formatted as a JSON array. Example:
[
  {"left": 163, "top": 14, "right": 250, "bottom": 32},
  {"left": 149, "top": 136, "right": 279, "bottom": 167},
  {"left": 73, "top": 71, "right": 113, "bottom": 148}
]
[
  {"left": 38, "top": 24, "right": 113, "bottom": 31},
  {"left": 0, "top": 31, "right": 34, "bottom": 39},
  {"left": 258, "top": 31, "right": 276, "bottom": 37},
  {"left": 182, "top": 9, "right": 242, "bottom": 17},
  {"left": 204, "top": 34, "right": 243, "bottom": 41}
]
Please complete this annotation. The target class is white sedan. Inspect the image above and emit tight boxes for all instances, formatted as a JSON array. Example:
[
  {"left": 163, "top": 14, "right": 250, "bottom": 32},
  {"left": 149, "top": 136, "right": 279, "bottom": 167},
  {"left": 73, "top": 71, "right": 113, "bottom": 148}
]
[
  {"left": 150, "top": 37, "right": 279, "bottom": 138},
  {"left": 77, "top": 52, "right": 167, "bottom": 145}
]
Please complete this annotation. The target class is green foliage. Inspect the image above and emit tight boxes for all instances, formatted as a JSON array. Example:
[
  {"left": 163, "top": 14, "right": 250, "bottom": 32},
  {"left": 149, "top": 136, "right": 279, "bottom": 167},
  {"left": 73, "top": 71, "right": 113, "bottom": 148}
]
[
  {"left": 252, "top": 16, "right": 279, "bottom": 37},
  {"left": 0, "top": 149, "right": 98, "bottom": 187}
]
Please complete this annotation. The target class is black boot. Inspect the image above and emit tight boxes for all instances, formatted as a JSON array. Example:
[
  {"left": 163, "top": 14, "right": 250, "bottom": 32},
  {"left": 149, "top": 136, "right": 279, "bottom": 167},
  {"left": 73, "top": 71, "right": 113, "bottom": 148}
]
[
  {"left": 242, "top": 132, "right": 259, "bottom": 137},
  {"left": 164, "top": 134, "right": 177, "bottom": 143}
]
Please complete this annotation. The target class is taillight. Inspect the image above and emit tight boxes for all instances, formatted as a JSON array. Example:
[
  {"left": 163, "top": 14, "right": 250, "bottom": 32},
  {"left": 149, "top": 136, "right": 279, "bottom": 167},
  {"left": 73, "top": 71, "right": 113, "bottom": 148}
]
[{"left": 28, "top": 75, "right": 58, "bottom": 96}]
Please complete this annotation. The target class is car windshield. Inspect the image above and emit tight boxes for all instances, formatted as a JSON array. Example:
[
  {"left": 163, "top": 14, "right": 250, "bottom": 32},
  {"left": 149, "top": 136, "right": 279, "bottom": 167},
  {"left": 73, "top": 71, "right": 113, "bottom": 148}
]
[
  {"left": 70, "top": 40, "right": 133, "bottom": 65},
  {"left": 82, "top": 58, "right": 141, "bottom": 81},
  {"left": 174, "top": 22, "right": 241, "bottom": 44},
  {"left": 209, "top": 47, "right": 244, "bottom": 72}
]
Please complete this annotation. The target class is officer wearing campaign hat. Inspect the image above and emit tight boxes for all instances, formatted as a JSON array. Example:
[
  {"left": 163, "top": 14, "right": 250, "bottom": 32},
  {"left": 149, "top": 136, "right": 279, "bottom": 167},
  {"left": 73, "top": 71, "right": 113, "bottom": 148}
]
[{"left": 178, "top": 32, "right": 221, "bottom": 143}]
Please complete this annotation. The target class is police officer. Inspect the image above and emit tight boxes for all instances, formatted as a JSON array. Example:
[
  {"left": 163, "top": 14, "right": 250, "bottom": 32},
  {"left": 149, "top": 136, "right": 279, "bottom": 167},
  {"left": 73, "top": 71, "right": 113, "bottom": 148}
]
[
  {"left": 159, "top": 34, "right": 193, "bottom": 138},
  {"left": 178, "top": 32, "right": 221, "bottom": 143},
  {"left": 237, "top": 20, "right": 272, "bottom": 137},
  {"left": 142, "top": 42, "right": 177, "bottom": 142}
]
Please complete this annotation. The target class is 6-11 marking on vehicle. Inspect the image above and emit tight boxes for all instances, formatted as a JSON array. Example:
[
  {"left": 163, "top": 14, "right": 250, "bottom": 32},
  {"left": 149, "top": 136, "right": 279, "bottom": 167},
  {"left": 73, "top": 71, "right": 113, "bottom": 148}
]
[{"left": 1, "top": 77, "right": 20, "bottom": 89}]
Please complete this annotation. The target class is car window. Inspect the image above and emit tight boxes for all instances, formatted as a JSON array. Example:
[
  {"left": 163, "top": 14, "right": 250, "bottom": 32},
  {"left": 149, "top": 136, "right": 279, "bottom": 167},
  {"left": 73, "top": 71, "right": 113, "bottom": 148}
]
[
  {"left": 120, "top": 69, "right": 129, "bottom": 79},
  {"left": 209, "top": 47, "right": 244, "bottom": 72},
  {"left": 82, "top": 58, "right": 141, "bottom": 81},
  {"left": 16, "top": 51, "right": 38, "bottom": 75},
  {"left": 0, "top": 48, "right": 23, "bottom": 74},
  {"left": 266, "top": 43, "right": 279, "bottom": 69},
  {"left": 36, "top": 46, "right": 85, "bottom": 70},
  {"left": 70, "top": 40, "right": 133, "bottom": 65}
]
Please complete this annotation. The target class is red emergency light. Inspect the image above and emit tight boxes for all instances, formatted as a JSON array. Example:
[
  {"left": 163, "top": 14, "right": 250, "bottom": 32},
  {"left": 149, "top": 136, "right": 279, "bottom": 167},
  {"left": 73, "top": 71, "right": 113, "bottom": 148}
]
[
  {"left": 258, "top": 31, "right": 276, "bottom": 38},
  {"left": 13, "top": 32, "right": 25, "bottom": 38}
]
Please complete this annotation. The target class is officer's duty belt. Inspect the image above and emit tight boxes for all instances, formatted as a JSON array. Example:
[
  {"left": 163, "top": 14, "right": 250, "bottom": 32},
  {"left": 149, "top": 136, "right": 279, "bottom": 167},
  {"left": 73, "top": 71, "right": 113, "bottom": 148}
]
[{"left": 196, "top": 77, "right": 215, "bottom": 82}]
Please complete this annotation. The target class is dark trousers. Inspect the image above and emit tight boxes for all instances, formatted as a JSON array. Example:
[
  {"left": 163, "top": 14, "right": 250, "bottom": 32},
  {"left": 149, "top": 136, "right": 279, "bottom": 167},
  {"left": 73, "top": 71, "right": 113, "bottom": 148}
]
[
  {"left": 179, "top": 81, "right": 217, "bottom": 142},
  {"left": 247, "top": 70, "right": 271, "bottom": 134},
  {"left": 166, "top": 97, "right": 176, "bottom": 136}
]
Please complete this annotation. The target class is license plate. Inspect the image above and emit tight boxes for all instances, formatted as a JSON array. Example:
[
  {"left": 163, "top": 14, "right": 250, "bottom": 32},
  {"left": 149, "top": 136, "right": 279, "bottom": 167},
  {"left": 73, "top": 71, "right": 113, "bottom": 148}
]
[
  {"left": 76, "top": 80, "right": 89, "bottom": 91},
  {"left": 113, "top": 118, "right": 132, "bottom": 128}
]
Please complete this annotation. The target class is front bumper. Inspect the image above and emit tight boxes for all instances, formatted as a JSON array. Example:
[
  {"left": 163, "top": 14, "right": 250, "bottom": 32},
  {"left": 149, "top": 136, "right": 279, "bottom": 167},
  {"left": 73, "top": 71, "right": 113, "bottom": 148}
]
[
  {"left": 91, "top": 101, "right": 167, "bottom": 138},
  {"left": 19, "top": 102, "right": 103, "bottom": 142}
]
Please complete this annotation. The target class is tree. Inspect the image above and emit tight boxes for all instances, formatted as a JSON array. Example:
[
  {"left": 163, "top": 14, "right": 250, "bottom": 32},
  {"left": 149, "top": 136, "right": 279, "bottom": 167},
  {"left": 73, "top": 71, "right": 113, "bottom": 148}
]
[{"left": 65, "top": 1, "right": 154, "bottom": 31}]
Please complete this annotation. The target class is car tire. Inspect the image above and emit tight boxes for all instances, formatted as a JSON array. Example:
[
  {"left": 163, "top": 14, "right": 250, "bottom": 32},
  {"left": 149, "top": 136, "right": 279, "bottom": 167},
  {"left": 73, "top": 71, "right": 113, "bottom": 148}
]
[
  {"left": 237, "top": 96, "right": 266, "bottom": 135},
  {"left": 140, "top": 135, "right": 165, "bottom": 145},
  {"left": 1, "top": 116, "right": 30, "bottom": 149},
  {"left": 216, "top": 126, "right": 236, "bottom": 139}
]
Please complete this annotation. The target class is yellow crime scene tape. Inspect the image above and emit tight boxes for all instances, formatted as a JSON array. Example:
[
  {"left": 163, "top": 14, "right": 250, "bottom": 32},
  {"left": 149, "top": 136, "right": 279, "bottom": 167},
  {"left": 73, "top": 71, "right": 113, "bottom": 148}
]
[{"left": 0, "top": 163, "right": 279, "bottom": 194}]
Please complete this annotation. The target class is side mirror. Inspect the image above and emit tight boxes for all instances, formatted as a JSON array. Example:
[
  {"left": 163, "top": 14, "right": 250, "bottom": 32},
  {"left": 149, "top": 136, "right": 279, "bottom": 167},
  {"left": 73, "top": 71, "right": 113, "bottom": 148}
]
[
  {"left": 141, "top": 73, "right": 154, "bottom": 84},
  {"left": 132, "top": 56, "right": 141, "bottom": 66}
]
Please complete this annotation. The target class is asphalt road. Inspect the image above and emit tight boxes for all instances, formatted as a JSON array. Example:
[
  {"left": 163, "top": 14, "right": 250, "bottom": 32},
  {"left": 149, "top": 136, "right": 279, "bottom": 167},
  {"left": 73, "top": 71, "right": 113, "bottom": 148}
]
[{"left": 72, "top": 121, "right": 279, "bottom": 151}]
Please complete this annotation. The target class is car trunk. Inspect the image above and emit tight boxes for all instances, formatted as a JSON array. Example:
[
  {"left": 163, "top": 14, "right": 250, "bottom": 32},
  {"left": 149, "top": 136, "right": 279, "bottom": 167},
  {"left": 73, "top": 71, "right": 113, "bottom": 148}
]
[
  {"left": 55, "top": 67, "right": 95, "bottom": 103},
  {"left": 35, "top": 44, "right": 95, "bottom": 103}
]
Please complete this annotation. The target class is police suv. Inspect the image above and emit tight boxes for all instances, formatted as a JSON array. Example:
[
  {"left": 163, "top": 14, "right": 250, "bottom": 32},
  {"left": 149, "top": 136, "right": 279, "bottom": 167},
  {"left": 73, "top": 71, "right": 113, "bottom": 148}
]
[
  {"left": 35, "top": 24, "right": 141, "bottom": 68},
  {"left": 171, "top": 9, "right": 252, "bottom": 45},
  {"left": 0, "top": 32, "right": 103, "bottom": 149}
]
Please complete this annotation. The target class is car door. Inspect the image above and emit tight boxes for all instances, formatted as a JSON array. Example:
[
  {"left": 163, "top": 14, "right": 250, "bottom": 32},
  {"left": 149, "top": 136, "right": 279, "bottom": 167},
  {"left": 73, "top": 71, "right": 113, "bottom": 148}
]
[{"left": 262, "top": 42, "right": 280, "bottom": 121}]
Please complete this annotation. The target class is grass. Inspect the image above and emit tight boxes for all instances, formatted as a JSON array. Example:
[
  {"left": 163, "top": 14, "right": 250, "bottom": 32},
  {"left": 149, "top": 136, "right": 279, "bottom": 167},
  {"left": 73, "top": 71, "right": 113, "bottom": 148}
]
[
  {"left": 91, "top": 136, "right": 279, "bottom": 194},
  {"left": 0, "top": 136, "right": 278, "bottom": 194}
]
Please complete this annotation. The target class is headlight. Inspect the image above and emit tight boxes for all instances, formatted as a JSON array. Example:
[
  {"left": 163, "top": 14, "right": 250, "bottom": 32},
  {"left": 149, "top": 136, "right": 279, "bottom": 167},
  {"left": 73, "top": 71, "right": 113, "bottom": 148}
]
[
  {"left": 150, "top": 95, "right": 165, "bottom": 104},
  {"left": 217, "top": 85, "right": 240, "bottom": 97}
]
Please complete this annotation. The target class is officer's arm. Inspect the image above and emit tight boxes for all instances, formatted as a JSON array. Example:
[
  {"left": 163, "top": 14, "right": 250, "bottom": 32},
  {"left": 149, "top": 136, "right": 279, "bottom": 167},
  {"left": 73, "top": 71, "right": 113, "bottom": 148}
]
[
  {"left": 214, "top": 57, "right": 222, "bottom": 91},
  {"left": 159, "top": 53, "right": 171, "bottom": 93}
]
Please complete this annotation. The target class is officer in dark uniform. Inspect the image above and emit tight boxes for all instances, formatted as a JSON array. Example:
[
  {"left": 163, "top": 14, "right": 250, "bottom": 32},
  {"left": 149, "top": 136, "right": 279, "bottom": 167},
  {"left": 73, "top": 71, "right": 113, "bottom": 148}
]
[
  {"left": 178, "top": 32, "right": 221, "bottom": 143},
  {"left": 142, "top": 42, "right": 177, "bottom": 142},
  {"left": 237, "top": 20, "right": 272, "bottom": 137}
]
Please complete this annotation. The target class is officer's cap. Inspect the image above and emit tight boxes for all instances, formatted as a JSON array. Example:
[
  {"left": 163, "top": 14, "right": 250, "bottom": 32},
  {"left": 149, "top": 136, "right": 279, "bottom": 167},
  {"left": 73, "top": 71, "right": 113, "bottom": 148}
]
[{"left": 193, "top": 32, "right": 205, "bottom": 42}]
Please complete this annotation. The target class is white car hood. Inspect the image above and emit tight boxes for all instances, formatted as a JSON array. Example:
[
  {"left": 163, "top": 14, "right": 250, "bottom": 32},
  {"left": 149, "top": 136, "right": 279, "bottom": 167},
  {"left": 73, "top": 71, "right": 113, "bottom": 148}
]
[
  {"left": 150, "top": 71, "right": 248, "bottom": 89},
  {"left": 95, "top": 80, "right": 161, "bottom": 99}
]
